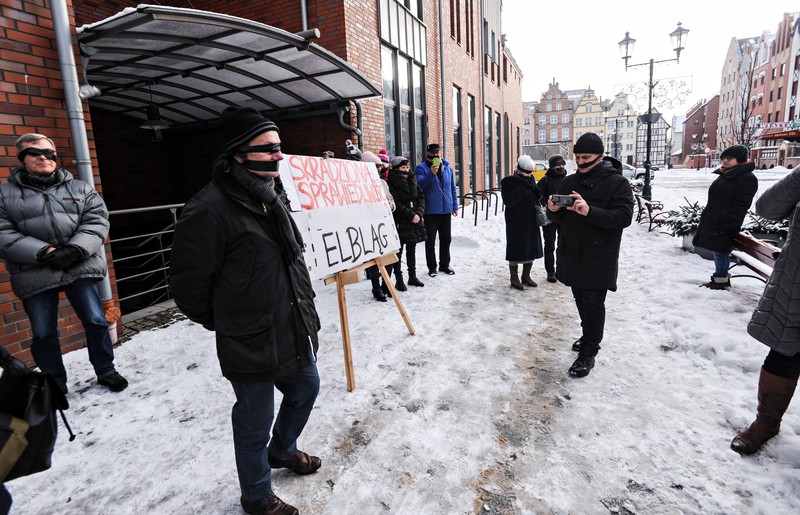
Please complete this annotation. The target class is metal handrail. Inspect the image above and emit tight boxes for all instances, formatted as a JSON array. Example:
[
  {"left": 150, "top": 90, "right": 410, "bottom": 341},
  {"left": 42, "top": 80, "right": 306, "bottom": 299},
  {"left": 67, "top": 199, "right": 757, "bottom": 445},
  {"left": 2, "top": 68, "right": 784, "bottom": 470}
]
[{"left": 108, "top": 203, "right": 183, "bottom": 314}]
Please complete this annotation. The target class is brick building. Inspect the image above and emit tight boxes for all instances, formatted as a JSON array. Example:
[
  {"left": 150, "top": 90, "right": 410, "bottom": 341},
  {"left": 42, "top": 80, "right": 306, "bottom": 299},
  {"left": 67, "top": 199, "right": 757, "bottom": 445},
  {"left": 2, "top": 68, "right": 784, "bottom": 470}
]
[{"left": 0, "top": 0, "right": 523, "bottom": 362}]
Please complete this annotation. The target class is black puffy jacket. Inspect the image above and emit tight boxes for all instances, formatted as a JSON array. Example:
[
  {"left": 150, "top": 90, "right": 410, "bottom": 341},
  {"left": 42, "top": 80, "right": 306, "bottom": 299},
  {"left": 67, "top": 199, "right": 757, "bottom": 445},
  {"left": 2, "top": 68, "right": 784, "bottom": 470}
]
[
  {"left": 169, "top": 163, "right": 320, "bottom": 383},
  {"left": 692, "top": 162, "right": 757, "bottom": 253},
  {"left": 548, "top": 157, "right": 634, "bottom": 290}
]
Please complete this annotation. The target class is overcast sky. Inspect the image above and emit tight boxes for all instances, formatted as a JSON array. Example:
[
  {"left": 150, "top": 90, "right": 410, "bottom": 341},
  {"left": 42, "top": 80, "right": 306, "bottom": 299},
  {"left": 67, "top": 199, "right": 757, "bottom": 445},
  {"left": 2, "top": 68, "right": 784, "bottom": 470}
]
[{"left": 502, "top": 0, "right": 798, "bottom": 121}]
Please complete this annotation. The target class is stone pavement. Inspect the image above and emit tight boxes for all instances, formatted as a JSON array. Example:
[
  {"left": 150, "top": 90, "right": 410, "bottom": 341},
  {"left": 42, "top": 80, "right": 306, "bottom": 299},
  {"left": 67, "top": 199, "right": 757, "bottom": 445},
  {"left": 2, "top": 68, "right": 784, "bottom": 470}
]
[{"left": 118, "top": 300, "right": 186, "bottom": 344}]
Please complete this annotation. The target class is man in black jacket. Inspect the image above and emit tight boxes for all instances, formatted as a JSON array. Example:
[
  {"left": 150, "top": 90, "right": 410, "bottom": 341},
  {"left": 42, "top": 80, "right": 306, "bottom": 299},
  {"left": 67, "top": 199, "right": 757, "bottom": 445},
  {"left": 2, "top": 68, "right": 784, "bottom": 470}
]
[
  {"left": 547, "top": 133, "right": 634, "bottom": 378},
  {"left": 537, "top": 154, "right": 568, "bottom": 283},
  {"left": 170, "top": 107, "right": 321, "bottom": 515}
]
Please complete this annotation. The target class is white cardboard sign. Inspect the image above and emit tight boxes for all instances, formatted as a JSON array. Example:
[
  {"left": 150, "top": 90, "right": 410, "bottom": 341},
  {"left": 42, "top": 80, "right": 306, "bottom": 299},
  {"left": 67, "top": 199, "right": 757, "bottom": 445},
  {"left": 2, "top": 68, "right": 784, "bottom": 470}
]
[{"left": 279, "top": 155, "right": 399, "bottom": 280}]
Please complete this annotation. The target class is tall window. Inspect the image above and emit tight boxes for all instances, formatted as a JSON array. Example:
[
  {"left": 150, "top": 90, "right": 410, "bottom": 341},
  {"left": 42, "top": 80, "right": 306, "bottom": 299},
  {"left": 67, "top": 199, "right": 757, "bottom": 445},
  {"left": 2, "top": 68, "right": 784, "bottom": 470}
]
[
  {"left": 538, "top": 130, "right": 545, "bottom": 143},
  {"left": 550, "top": 115, "right": 557, "bottom": 124},
  {"left": 495, "top": 112, "right": 501, "bottom": 186},
  {"left": 453, "top": 85, "right": 463, "bottom": 187},
  {"left": 562, "top": 128, "right": 569, "bottom": 140},
  {"left": 381, "top": 45, "right": 426, "bottom": 165},
  {"left": 539, "top": 115, "right": 546, "bottom": 125},
  {"left": 468, "top": 94, "right": 475, "bottom": 190},
  {"left": 484, "top": 107, "right": 491, "bottom": 190},
  {"left": 504, "top": 113, "right": 510, "bottom": 179},
  {"left": 550, "top": 129, "right": 557, "bottom": 141},
  {"left": 562, "top": 113, "right": 569, "bottom": 123}
]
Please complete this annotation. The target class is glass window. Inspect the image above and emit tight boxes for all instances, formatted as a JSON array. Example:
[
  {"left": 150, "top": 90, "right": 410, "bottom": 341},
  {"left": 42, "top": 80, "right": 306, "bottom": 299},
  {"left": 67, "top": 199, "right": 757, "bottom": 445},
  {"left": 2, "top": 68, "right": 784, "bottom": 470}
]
[
  {"left": 384, "top": 106, "right": 396, "bottom": 156},
  {"left": 539, "top": 115, "right": 546, "bottom": 125},
  {"left": 453, "top": 86, "right": 462, "bottom": 185},
  {"left": 538, "top": 130, "right": 545, "bottom": 143},
  {"left": 398, "top": 56, "right": 410, "bottom": 106},
  {"left": 382, "top": 47, "right": 395, "bottom": 101},
  {"left": 586, "top": 105, "right": 592, "bottom": 113},
  {"left": 562, "top": 113, "right": 569, "bottom": 123},
  {"left": 550, "top": 115, "right": 557, "bottom": 124},
  {"left": 524, "top": 117, "right": 530, "bottom": 125},
  {"left": 562, "top": 128, "right": 569, "bottom": 140},
  {"left": 495, "top": 112, "right": 501, "bottom": 186},
  {"left": 550, "top": 129, "right": 557, "bottom": 141},
  {"left": 400, "top": 111, "right": 411, "bottom": 158},
  {"left": 468, "top": 94, "right": 475, "bottom": 193},
  {"left": 546, "top": 104, "right": 552, "bottom": 112},
  {"left": 576, "top": 118, "right": 583, "bottom": 127},
  {"left": 556, "top": 103, "right": 561, "bottom": 110},
  {"left": 412, "top": 65, "right": 423, "bottom": 108},
  {"left": 484, "top": 107, "right": 492, "bottom": 189}
]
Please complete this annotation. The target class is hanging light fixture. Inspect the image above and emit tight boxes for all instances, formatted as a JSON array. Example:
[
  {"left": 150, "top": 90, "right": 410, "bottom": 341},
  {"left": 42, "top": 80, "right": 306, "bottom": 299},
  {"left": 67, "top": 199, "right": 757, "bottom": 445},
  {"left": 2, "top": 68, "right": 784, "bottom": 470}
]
[{"left": 140, "top": 84, "right": 170, "bottom": 131}]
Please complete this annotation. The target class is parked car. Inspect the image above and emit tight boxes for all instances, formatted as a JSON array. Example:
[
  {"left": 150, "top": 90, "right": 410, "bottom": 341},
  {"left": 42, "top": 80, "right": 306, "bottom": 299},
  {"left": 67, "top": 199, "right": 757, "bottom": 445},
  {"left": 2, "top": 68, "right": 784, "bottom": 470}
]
[{"left": 621, "top": 162, "right": 655, "bottom": 181}]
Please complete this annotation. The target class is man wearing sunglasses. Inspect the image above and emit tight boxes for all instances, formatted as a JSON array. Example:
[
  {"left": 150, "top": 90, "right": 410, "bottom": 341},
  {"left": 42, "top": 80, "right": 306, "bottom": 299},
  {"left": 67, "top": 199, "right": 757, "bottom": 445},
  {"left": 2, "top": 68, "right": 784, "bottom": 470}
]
[
  {"left": 0, "top": 133, "right": 128, "bottom": 394},
  {"left": 170, "top": 107, "right": 321, "bottom": 515}
]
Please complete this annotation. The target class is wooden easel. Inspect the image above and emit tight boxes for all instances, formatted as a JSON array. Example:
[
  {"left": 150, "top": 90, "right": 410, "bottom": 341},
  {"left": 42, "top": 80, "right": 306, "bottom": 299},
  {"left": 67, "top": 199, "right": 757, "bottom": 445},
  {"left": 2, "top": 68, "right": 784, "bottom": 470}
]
[{"left": 323, "top": 253, "right": 415, "bottom": 391}]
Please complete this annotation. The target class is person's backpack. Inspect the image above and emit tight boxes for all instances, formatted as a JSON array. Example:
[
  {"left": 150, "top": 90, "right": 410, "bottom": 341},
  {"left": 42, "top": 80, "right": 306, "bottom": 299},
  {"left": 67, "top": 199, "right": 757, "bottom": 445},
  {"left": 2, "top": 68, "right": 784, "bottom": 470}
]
[{"left": 0, "top": 347, "right": 74, "bottom": 482}]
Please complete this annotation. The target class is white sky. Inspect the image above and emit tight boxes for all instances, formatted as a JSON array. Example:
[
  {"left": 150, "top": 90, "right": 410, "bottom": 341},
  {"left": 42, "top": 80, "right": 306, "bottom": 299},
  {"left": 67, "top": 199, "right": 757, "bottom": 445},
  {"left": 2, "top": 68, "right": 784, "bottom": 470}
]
[
  {"left": 502, "top": 0, "right": 799, "bottom": 121},
  {"left": 6, "top": 167, "right": 800, "bottom": 513}
]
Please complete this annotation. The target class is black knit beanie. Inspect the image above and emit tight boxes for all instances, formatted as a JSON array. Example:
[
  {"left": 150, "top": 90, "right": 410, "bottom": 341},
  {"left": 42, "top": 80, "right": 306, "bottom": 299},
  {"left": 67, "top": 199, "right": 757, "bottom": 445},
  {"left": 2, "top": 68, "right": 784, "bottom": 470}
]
[
  {"left": 548, "top": 154, "right": 566, "bottom": 168},
  {"left": 573, "top": 133, "right": 604, "bottom": 155},
  {"left": 221, "top": 107, "right": 280, "bottom": 152},
  {"left": 720, "top": 145, "right": 748, "bottom": 164}
]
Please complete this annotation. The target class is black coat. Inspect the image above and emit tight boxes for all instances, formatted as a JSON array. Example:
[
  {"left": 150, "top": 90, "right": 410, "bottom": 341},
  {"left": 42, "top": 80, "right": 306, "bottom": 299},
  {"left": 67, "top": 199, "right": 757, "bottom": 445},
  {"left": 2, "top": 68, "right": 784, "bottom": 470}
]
[
  {"left": 169, "top": 164, "right": 320, "bottom": 383},
  {"left": 501, "top": 173, "right": 543, "bottom": 262},
  {"left": 386, "top": 169, "right": 427, "bottom": 244},
  {"left": 548, "top": 157, "right": 634, "bottom": 290},
  {"left": 693, "top": 162, "right": 757, "bottom": 253},
  {"left": 537, "top": 168, "right": 567, "bottom": 207}
]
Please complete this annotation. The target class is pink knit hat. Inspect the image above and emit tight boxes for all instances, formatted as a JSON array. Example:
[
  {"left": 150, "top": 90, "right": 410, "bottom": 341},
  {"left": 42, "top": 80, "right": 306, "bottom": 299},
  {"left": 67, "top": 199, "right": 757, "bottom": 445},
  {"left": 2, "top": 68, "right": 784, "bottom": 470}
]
[{"left": 377, "top": 148, "right": 390, "bottom": 163}]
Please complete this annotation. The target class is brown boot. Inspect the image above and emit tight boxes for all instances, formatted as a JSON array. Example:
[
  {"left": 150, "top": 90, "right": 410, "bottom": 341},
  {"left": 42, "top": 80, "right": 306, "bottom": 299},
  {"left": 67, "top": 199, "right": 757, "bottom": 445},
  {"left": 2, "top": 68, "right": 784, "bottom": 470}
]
[
  {"left": 730, "top": 368, "right": 797, "bottom": 455},
  {"left": 241, "top": 493, "right": 299, "bottom": 515},
  {"left": 509, "top": 264, "right": 524, "bottom": 290},
  {"left": 521, "top": 263, "right": 537, "bottom": 287}
]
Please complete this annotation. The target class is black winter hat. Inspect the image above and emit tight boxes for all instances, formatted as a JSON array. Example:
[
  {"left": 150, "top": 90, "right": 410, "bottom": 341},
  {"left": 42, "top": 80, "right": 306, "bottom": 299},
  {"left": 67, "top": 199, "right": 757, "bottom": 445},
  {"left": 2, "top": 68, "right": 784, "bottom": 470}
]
[
  {"left": 427, "top": 143, "right": 441, "bottom": 152},
  {"left": 573, "top": 133, "right": 604, "bottom": 155},
  {"left": 720, "top": 144, "right": 748, "bottom": 164},
  {"left": 548, "top": 154, "right": 566, "bottom": 168},
  {"left": 221, "top": 107, "right": 280, "bottom": 152}
]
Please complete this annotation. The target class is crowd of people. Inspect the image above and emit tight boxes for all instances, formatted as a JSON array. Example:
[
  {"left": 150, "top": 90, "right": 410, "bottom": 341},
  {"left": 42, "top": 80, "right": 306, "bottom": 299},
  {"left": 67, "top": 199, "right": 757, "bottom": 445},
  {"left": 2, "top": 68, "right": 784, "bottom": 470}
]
[{"left": 2, "top": 111, "right": 799, "bottom": 514}]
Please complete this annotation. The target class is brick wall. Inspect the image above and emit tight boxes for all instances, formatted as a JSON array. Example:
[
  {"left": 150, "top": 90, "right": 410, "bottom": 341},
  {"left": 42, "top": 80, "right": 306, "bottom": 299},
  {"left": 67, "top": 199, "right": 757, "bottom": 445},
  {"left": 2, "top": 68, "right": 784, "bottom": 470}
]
[{"left": 0, "top": 0, "right": 120, "bottom": 364}]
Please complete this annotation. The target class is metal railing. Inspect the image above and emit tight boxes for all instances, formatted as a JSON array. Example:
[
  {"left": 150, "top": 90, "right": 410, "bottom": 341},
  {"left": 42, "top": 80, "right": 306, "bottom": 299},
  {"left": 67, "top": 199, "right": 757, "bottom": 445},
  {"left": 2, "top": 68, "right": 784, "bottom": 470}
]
[{"left": 108, "top": 204, "right": 183, "bottom": 314}]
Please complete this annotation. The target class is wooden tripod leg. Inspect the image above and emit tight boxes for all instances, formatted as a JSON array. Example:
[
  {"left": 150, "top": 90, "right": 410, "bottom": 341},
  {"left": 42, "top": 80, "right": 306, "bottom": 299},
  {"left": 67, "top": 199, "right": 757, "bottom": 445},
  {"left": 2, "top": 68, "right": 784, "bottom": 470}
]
[
  {"left": 336, "top": 272, "right": 356, "bottom": 391},
  {"left": 377, "top": 263, "right": 415, "bottom": 335}
]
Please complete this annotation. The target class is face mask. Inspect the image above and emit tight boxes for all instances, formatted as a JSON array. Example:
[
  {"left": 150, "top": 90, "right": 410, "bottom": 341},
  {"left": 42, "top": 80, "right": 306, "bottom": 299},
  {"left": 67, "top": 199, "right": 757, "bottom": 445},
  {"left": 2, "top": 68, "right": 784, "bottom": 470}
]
[
  {"left": 576, "top": 156, "right": 601, "bottom": 170},
  {"left": 241, "top": 159, "right": 280, "bottom": 172},
  {"left": 18, "top": 148, "right": 56, "bottom": 163}
]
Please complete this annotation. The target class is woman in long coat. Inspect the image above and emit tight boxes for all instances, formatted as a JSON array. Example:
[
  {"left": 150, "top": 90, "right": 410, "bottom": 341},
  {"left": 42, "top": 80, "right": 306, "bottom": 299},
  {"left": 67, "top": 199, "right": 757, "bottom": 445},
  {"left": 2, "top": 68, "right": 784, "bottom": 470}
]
[
  {"left": 500, "top": 155, "right": 543, "bottom": 290},
  {"left": 385, "top": 156, "right": 427, "bottom": 291},
  {"left": 692, "top": 144, "right": 757, "bottom": 289},
  {"left": 731, "top": 166, "right": 800, "bottom": 455}
]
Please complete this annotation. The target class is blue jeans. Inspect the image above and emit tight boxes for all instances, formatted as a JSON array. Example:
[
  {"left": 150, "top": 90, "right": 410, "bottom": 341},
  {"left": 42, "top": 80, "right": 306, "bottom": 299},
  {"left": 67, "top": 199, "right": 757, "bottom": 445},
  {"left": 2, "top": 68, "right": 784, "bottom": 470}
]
[
  {"left": 713, "top": 251, "right": 730, "bottom": 277},
  {"left": 230, "top": 363, "right": 320, "bottom": 503},
  {"left": 22, "top": 278, "right": 116, "bottom": 390}
]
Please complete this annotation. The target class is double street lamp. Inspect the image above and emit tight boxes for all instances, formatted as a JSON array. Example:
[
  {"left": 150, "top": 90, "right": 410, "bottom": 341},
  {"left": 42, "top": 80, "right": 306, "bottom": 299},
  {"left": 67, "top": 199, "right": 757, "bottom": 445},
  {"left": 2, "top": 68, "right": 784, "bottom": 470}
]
[{"left": 618, "top": 22, "right": 689, "bottom": 200}]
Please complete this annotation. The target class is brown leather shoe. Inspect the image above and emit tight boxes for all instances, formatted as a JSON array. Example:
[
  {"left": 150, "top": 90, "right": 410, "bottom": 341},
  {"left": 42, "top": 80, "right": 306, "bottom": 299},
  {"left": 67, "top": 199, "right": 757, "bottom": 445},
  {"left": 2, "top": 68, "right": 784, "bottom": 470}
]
[
  {"left": 241, "top": 493, "right": 298, "bottom": 515},
  {"left": 268, "top": 450, "right": 321, "bottom": 475}
]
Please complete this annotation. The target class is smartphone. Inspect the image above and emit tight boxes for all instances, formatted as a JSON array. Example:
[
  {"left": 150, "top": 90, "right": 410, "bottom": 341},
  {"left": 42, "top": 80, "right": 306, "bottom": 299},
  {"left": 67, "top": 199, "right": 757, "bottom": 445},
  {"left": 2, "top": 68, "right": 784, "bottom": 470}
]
[
  {"left": 551, "top": 194, "right": 575, "bottom": 207},
  {"left": 432, "top": 157, "right": 441, "bottom": 167}
]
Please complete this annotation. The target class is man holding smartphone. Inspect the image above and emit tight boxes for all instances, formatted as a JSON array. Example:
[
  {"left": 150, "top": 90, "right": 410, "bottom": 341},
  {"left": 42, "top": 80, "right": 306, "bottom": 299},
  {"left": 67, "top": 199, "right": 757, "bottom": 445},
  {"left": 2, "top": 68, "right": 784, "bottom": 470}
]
[
  {"left": 546, "top": 133, "right": 634, "bottom": 378},
  {"left": 416, "top": 143, "right": 459, "bottom": 277}
]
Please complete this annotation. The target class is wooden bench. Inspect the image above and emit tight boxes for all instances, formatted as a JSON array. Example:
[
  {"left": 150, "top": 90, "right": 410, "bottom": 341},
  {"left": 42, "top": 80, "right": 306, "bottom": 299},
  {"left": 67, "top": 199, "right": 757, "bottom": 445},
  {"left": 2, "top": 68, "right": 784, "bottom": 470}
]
[
  {"left": 634, "top": 193, "right": 668, "bottom": 232},
  {"left": 729, "top": 232, "right": 781, "bottom": 282}
]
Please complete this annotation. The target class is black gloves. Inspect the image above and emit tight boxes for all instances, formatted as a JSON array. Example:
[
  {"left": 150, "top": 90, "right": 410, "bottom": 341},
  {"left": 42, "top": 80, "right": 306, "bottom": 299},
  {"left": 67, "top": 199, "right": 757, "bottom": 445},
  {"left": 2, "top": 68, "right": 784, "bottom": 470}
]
[{"left": 40, "top": 246, "right": 83, "bottom": 270}]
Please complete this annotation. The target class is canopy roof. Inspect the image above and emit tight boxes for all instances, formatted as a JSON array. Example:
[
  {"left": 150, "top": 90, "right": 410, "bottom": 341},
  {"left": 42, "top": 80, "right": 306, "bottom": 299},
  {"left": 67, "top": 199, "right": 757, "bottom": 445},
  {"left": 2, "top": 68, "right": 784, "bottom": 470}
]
[{"left": 77, "top": 4, "right": 381, "bottom": 127}]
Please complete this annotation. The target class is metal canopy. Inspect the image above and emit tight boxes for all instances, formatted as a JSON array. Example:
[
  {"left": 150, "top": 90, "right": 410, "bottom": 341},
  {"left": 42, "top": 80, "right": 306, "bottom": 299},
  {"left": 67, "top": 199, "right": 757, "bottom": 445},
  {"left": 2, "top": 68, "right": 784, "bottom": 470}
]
[{"left": 77, "top": 4, "right": 381, "bottom": 127}]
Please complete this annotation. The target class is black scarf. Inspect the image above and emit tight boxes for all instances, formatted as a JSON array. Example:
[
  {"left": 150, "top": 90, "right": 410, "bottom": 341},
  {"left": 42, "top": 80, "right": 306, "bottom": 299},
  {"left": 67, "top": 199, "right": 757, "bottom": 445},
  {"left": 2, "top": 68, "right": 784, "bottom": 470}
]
[
  {"left": 19, "top": 168, "right": 61, "bottom": 190},
  {"left": 221, "top": 157, "right": 304, "bottom": 261}
]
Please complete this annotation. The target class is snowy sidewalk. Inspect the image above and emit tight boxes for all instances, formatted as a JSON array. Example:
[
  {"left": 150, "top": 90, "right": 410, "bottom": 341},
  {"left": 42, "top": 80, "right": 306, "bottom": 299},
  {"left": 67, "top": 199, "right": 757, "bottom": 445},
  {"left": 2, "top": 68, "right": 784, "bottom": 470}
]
[{"left": 7, "top": 170, "right": 800, "bottom": 514}]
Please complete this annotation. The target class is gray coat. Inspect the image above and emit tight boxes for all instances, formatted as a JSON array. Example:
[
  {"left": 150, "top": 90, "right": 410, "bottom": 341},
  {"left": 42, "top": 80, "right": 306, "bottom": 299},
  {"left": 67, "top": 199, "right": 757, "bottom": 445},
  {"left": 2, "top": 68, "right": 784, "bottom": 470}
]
[
  {"left": 747, "top": 168, "right": 800, "bottom": 355},
  {"left": 0, "top": 167, "right": 109, "bottom": 299}
]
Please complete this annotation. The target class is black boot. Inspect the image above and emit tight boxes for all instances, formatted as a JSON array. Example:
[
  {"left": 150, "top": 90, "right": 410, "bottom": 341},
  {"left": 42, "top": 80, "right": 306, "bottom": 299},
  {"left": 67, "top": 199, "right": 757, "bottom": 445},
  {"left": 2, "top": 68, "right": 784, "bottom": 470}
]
[
  {"left": 407, "top": 270, "right": 425, "bottom": 287},
  {"left": 394, "top": 263, "right": 407, "bottom": 291},
  {"left": 701, "top": 274, "right": 730, "bottom": 290},
  {"left": 381, "top": 264, "right": 393, "bottom": 297},
  {"left": 521, "top": 263, "right": 537, "bottom": 287},
  {"left": 509, "top": 264, "right": 524, "bottom": 290},
  {"left": 569, "top": 353, "right": 595, "bottom": 378},
  {"left": 368, "top": 266, "right": 387, "bottom": 302}
]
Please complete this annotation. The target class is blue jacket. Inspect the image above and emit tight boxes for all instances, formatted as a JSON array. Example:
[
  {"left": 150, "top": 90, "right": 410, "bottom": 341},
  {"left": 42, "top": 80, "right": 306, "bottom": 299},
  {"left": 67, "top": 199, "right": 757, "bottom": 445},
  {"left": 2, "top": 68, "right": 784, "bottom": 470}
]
[{"left": 415, "top": 159, "right": 459, "bottom": 214}]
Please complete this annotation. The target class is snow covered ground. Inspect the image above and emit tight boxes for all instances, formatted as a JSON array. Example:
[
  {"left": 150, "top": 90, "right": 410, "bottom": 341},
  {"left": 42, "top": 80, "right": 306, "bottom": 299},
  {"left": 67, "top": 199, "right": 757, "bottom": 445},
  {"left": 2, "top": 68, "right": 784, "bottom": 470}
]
[{"left": 7, "top": 167, "right": 800, "bottom": 514}]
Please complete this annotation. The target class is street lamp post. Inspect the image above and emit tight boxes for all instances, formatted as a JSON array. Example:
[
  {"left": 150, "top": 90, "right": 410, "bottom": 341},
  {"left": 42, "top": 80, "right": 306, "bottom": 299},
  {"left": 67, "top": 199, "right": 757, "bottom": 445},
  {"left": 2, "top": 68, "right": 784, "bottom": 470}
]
[{"left": 618, "top": 22, "right": 689, "bottom": 200}]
